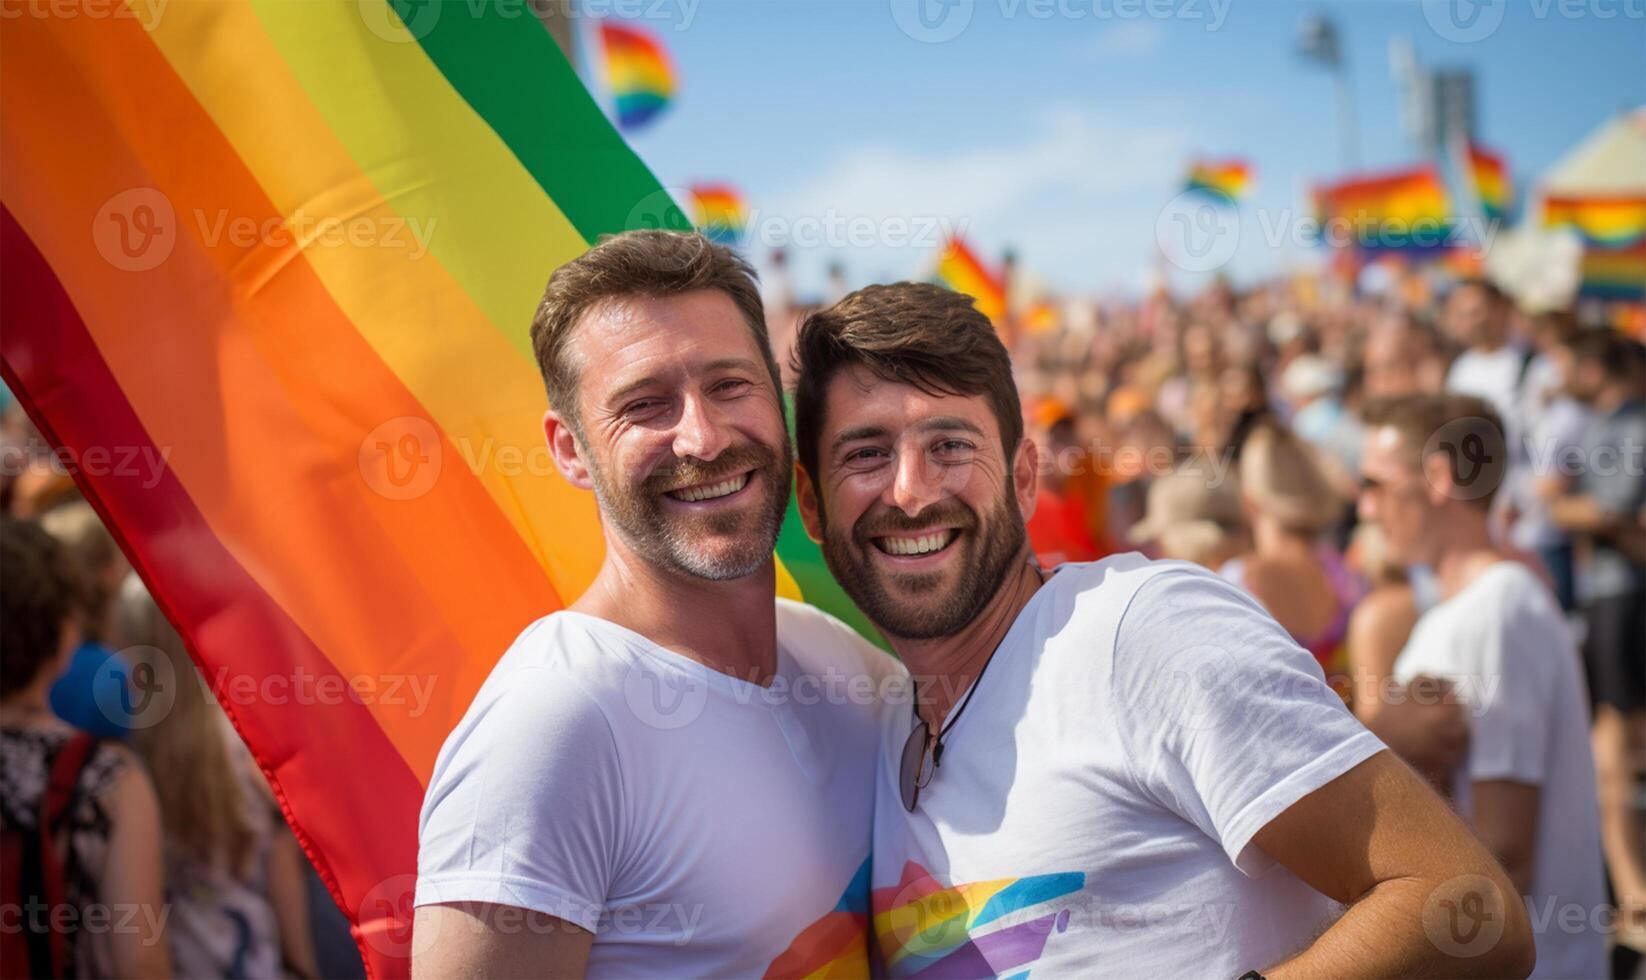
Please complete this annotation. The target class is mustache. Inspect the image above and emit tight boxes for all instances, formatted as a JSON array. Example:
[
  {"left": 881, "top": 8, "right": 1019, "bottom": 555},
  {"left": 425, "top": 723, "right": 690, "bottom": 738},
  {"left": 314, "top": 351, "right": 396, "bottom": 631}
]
[
  {"left": 645, "top": 442, "right": 780, "bottom": 494},
  {"left": 854, "top": 500, "right": 977, "bottom": 543}
]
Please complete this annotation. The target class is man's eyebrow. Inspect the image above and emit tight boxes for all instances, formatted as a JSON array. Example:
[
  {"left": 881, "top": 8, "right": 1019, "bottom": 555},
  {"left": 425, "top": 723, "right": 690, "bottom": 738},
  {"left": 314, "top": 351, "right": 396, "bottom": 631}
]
[
  {"left": 603, "top": 358, "right": 762, "bottom": 407},
  {"left": 830, "top": 416, "right": 985, "bottom": 454}
]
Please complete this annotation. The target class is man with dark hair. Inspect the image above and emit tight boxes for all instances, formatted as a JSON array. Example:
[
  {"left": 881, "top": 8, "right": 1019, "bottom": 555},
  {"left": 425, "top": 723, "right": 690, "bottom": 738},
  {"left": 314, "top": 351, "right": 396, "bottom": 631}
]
[
  {"left": 791, "top": 283, "right": 1532, "bottom": 977},
  {"left": 1549, "top": 329, "right": 1646, "bottom": 939},
  {"left": 414, "top": 231, "right": 900, "bottom": 977},
  {"left": 1360, "top": 393, "right": 1607, "bottom": 977}
]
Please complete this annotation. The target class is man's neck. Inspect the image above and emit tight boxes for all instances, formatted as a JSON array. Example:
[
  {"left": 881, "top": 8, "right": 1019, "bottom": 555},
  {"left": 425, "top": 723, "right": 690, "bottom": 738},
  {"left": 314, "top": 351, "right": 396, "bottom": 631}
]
[
  {"left": 1430, "top": 508, "right": 1503, "bottom": 600},
  {"left": 889, "top": 547, "right": 1046, "bottom": 733},
  {"left": 573, "top": 542, "right": 779, "bottom": 686}
]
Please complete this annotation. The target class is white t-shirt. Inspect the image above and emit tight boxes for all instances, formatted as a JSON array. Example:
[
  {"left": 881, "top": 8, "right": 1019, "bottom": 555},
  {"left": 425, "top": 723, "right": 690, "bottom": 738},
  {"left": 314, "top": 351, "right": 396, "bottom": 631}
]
[
  {"left": 417, "top": 598, "right": 903, "bottom": 977},
  {"left": 1394, "top": 561, "right": 1606, "bottom": 979},
  {"left": 1447, "top": 344, "right": 1528, "bottom": 433},
  {"left": 871, "top": 555, "right": 1387, "bottom": 976}
]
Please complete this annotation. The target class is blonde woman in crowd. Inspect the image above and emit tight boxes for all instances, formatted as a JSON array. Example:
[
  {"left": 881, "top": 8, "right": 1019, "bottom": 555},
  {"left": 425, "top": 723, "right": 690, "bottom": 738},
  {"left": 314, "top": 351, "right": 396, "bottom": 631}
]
[
  {"left": 1220, "top": 423, "right": 1362, "bottom": 696},
  {"left": 111, "top": 581, "right": 319, "bottom": 980}
]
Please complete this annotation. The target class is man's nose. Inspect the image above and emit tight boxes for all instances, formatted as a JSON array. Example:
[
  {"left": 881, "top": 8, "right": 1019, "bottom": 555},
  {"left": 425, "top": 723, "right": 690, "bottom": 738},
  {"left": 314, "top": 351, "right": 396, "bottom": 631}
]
[
  {"left": 671, "top": 393, "right": 731, "bottom": 462},
  {"left": 887, "top": 448, "right": 945, "bottom": 517}
]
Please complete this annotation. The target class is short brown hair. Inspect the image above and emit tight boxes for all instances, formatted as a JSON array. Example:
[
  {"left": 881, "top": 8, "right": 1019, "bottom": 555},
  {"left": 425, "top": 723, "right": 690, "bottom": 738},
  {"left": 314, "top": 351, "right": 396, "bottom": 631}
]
[
  {"left": 1, "top": 516, "right": 77, "bottom": 687},
  {"left": 528, "top": 230, "right": 779, "bottom": 432},
  {"left": 791, "top": 283, "right": 1022, "bottom": 480},
  {"left": 1361, "top": 393, "right": 1507, "bottom": 509}
]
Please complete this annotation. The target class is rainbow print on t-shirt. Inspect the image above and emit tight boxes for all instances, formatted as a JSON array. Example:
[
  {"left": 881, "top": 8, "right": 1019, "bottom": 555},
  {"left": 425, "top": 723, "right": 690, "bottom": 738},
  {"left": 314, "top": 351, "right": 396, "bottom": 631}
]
[
  {"left": 763, "top": 858, "right": 872, "bottom": 979},
  {"left": 872, "top": 861, "right": 1086, "bottom": 978}
]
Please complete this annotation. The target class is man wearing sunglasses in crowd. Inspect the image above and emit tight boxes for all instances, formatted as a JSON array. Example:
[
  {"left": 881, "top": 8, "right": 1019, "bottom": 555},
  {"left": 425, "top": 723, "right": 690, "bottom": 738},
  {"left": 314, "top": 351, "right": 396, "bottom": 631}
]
[{"left": 790, "top": 283, "right": 1534, "bottom": 978}]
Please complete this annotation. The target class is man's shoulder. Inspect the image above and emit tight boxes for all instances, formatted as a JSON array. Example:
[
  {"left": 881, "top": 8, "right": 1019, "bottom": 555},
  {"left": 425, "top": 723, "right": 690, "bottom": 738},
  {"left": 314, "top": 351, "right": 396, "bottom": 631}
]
[{"left": 775, "top": 598, "right": 905, "bottom": 684}]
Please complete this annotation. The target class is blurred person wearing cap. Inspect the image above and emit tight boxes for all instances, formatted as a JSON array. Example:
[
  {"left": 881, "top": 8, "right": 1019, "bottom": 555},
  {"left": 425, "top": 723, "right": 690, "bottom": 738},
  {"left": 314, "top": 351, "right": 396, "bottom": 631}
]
[
  {"left": 1547, "top": 330, "right": 1646, "bottom": 940},
  {"left": 1126, "top": 463, "right": 1243, "bottom": 570},
  {"left": 1219, "top": 424, "right": 1360, "bottom": 698},
  {"left": 1359, "top": 393, "right": 1606, "bottom": 977},
  {"left": 793, "top": 282, "right": 1532, "bottom": 978},
  {"left": 1282, "top": 355, "right": 1362, "bottom": 488}
]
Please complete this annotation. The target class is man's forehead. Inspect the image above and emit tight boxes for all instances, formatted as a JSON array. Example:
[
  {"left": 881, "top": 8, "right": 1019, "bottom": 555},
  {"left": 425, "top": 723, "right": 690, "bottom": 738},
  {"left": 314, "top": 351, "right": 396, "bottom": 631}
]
[
  {"left": 1363, "top": 425, "right": 1413, "bottom": 467},
  {"left": 823, "top": 364, "right": 996, "bottom": 433}
]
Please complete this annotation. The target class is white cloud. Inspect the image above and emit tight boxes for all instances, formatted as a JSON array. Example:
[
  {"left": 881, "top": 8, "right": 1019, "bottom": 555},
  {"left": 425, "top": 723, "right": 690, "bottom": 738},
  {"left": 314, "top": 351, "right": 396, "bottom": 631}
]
[{"left": 1087, "top": 20, "right": 1165, "bottom": 57}]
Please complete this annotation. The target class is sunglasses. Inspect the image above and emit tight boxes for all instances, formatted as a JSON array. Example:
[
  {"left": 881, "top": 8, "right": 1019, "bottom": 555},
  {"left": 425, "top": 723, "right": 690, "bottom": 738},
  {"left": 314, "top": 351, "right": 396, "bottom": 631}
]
[{"left": 896, "top": 653, "right": 998, "bottom": 812}]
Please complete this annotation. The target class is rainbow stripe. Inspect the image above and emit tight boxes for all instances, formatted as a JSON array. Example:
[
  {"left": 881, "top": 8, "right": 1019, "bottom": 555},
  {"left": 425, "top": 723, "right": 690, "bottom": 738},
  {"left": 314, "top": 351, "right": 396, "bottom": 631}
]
[
  {"left": 1184, "top": 160, "right": 1251, "bottom": 203},
  {"left": 1579, "top": 242, "right": 1646, "bottom": 301},
  {"left": 1466, "top": 144, "right": 1512, "bottom": 222},
  {"left": 936, "top": 237, "right": 1007, "bottom": 324},
  {"left": 1544, "top": 194, "right": 1646, "bottom": 250},
  {"left": 601, "top": 22, "right": 675, "bottom": 131},
  {"left": 873, "top": 861, "right": 1086, "bottom": 977},
  {"left": 0, "top": 4, "right": 869, "bottom": 976},
  {"left": 1312, "top": 167, "right": 1455, "bottom": 253},
  {"left": 689, "top": 183, "right": 748, "bottom": 245}
]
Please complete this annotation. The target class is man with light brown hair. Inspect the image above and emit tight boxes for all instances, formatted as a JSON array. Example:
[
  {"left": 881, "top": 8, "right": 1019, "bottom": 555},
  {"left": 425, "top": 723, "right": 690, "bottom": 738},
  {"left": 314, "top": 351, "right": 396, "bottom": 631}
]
[
  {"left": 1359, "top": 392, "right": 1606, "bottom": 978},
  {"left": 413, "top": 231, "right": 899, "bottom": 977},
  {"left": 790, "top": 282, "right": 1532, "bottom": 978}
]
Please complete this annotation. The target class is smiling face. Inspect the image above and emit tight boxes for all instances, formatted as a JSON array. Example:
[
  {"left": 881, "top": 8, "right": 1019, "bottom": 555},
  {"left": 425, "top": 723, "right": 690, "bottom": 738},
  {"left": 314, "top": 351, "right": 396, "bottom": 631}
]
[
  {"left": 551, "top": 289, "right": 791, "bottom": 581},
  {"left": 797, "top": 364, "right": 1034, "bottom": 640}
]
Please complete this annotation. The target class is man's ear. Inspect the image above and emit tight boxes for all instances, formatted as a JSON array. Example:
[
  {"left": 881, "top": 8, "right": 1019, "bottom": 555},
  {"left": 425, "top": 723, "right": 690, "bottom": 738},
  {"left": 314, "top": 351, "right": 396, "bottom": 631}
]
[
  {"left": 1014, "top": 437, "right": 1039, "bottom": 523},
  {"left": 1421, "top": 451, "right": 1454, "bottom": 508},
  {"left": 545, "top": 409, "right": 593, "bottom": 490},
  {"left": 795, "top": 462, "right": 824, "bottom": 544}
]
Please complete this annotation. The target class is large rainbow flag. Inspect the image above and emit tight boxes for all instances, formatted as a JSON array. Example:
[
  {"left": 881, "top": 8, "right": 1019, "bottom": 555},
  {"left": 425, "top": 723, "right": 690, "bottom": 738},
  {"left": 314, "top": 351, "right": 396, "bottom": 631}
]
[
  {"left": 1312, "top": 166, "right": 1456, "bottom": 255},
  {"left": 1544, "top": 194, "right": 1646, "bottom": 250},
  {"left": 0, "top": 3, "right": 871, "bottom": 975}
]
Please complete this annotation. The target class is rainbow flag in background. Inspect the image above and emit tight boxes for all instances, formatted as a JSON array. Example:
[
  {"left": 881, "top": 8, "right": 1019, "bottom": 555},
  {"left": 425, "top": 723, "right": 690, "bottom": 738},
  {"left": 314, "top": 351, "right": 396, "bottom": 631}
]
[
  {"left": 0, "top": 4, "right": 870, "bottom": 976},
  {"left": 1578, "top": 242, "right": 1646, "bottom": 300},
  {"left": 935, "top": 236, "right": 1008, "bottom": 324},
  {"left": 1312, "top": 166, "right": 1456, "bottom": 254},
  {"left": 1184, "top": 160, "right": 1252, "bottom": 203},
  {"left": 1544, "top": 194, "right": 1646, "bottom": 249},
  {"left": 1465, "top": 144, "right": 1512, "bottom": 222},
  {"left": 689, "top": 183, "right": 748, "bottom": 245},
  {"left": 600, "top": 21, "right": 675, "bottom": 131}
]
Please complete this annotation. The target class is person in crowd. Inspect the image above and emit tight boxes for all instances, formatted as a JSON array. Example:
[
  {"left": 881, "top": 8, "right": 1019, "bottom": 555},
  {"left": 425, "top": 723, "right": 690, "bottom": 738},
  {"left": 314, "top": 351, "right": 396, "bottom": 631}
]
[
  {"left": 1362, "top": 310, "right": 1447, "bottom": 400},
  {"left": 0, "top": 517, "right": 170, "bottom": 979},
  {"left": 1126, "top": 462, "right": 1244, "bottom": 569},
  {"left": 1548, "top": 329, "right": 1646, "bottom": 937},
  {"left": 39, "top": 500, "right": 137, "bottom": 739},
  {"left": 1281, "top": 354, "right": 1361, "bottom": 484},
  {"left": 1359, "top": 393, "right": 1607, "bottom": 977},
  {"left": 1215, "top": 361, "right": 1273, "bottom": 460},
  {"left": 413, "top": 231, "right": 900, "bottom": 977},
  {"left": 110, "top": 579, "right": 320, "bottom": 980},
  {"left": 1024, "top": 402, "right": 1104, "bottom": 567},
  {"left": 792, "top": 282, "right": 1532, "bottom": 978},
  {"left": 1221, "top": 423, "right": 1361, "bottom": 697},
  {"left": 1508, "top": 312, "right": 1590, "bottom": 611}
]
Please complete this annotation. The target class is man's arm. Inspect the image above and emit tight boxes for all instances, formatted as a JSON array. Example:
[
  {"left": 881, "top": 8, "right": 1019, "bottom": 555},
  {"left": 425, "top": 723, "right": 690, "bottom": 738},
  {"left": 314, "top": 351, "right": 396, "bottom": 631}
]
[
  {"left": 1357, "top": 675, "right": 1469, "bottom": 796},
  {"left": 1470, "top": 780, "right": 1540, "bottom": 895},
  {"left": 1253, "top": 751, "right": 1534, "bottom": 979},
  {"left": 413, "top": 902, "right": 593, "bottom": 979}
]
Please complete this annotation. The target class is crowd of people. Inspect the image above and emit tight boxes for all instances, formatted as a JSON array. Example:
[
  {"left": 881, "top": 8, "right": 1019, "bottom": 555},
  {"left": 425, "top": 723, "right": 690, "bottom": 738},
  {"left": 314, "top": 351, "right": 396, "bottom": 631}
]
[{"left": 3, "top": 245, "right": 1644, "bottom": 975}]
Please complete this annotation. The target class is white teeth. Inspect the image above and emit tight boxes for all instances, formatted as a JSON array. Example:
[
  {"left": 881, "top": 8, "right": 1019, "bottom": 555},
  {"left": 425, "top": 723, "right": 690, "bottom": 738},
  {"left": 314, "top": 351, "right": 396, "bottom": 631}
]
[
  {"left": 669, "top": 473, "right": 748, "bottom": 502},
  {"left": 879, "top": 531, "right": 954, "bottom": 556}
]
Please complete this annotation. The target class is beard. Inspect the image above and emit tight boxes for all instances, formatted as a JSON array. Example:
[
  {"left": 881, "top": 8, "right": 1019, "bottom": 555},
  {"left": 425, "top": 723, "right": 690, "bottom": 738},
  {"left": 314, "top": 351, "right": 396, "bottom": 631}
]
[
  {"left": 588, "top": 434, "right": 793, "bottom": 581},
  {"left": 820, "top": 481, "right": 1026, "bottom": 640}
]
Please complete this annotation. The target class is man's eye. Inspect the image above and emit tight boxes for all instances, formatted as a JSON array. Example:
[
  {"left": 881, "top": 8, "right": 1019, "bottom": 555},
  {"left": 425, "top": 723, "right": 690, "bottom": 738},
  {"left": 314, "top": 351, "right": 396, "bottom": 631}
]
[
  {"left": 935, "top": 440, "right": 974, "bottom": 455},
  {"left": 846, "top": 447, "right": 888, "bottom": 463},
  {"left": 712, "top": 378, "right": 751, "bottom": 394},
  {"left": 624, "top": 399, "right": 663, "bottom": 416}
]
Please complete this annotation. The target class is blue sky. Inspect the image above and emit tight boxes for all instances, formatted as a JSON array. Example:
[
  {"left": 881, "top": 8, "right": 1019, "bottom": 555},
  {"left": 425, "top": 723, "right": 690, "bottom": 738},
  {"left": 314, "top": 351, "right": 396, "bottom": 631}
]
[{"left": 585, "top": 0, "right": 1645, "bottom": 299}]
